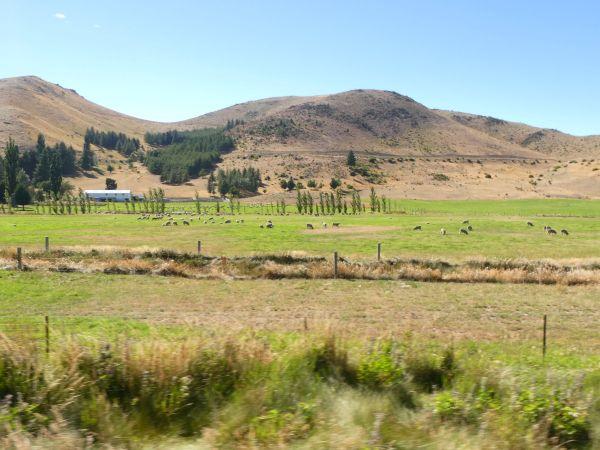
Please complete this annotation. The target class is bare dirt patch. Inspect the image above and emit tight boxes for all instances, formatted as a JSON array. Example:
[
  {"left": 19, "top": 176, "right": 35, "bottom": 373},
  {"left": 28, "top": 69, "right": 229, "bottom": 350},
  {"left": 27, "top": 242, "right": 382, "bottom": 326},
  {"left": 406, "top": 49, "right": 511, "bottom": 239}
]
[{"left": 303, "top": 225, "right": 401, "bottom": 234}]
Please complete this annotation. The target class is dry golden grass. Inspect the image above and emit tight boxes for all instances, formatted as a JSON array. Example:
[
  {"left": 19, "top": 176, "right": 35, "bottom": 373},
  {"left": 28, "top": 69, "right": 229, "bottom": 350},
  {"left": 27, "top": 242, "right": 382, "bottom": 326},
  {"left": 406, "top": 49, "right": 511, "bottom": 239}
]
[{"left": 2, "top": 247, "right": 599, "bottom": 285}]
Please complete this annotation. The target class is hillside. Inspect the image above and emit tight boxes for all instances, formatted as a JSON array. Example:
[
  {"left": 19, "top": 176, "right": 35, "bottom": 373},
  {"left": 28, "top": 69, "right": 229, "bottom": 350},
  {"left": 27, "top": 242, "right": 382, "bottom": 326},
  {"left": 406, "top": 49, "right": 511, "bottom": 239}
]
[
  {"left": 437, "top": 110, "right": 600, "bottom": 158},
  {"left": 0, "top": 76, "right": 598, "bottom": 199},
  {"left": 0, "top": 76, "right": 165, "bottom": 149}
]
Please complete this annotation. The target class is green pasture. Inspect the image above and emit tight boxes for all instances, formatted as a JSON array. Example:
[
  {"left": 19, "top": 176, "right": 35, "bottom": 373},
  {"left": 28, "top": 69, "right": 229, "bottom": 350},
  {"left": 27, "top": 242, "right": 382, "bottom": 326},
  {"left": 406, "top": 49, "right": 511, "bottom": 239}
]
[{"left": 1, "top": 199, "right": 599, "bottom": 260}]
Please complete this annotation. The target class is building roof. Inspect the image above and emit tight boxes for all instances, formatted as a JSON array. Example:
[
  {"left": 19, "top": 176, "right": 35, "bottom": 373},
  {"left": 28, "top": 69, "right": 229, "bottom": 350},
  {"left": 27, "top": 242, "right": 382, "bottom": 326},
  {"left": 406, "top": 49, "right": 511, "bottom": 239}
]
[{"left": 84, "top": 190, "right": 131, "bottom": 194}]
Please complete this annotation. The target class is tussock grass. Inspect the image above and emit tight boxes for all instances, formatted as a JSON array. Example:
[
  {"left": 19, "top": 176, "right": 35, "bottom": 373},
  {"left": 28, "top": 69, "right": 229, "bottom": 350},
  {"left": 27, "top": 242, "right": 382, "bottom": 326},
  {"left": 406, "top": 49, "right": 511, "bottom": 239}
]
[
  {"left": 1, "top": 247, "right": 599, "bottom": 285},
  {"left": 0, "top": 332, "right": 596, "bottom": 448}
]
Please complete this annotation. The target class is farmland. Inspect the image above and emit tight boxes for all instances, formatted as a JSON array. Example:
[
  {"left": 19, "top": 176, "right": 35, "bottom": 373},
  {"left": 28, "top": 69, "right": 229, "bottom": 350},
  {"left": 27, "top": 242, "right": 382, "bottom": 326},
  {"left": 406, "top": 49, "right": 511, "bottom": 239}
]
[
  {"left": 1, "top": 198, "right": 599, "bottom": 448},
  {"left": 1, "top": 199, "right": 599, "bottom": 260}
]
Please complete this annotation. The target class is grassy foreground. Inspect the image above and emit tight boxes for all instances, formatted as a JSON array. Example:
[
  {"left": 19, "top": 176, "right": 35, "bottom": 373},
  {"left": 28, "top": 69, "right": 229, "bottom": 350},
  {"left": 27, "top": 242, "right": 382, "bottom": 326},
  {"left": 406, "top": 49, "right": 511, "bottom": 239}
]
[
  {"left": 0, "top": 272, "right": 599, "bottom": 447},
  {"left": 0, "top": 324, "right": 598, "bottom": 448}
]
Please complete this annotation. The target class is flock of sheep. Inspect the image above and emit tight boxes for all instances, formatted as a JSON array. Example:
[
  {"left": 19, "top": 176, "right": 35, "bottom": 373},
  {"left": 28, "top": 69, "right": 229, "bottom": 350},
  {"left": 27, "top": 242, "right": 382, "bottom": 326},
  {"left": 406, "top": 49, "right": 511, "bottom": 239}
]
[
  {"left": 410, "top": 220, "right": 570, "bottom": 236},
  {"left": 138, "top": 213, "right": 570, "bottom": 237}
]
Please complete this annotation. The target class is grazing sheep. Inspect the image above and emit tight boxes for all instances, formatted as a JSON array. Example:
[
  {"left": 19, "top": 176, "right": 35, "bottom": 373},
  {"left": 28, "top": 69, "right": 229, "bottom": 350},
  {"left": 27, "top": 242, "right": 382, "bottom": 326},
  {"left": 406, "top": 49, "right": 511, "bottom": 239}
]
[
  {"left": 460, "top": 228, "right": 469, "bottom": 235},
  {"left": 240, "top": 219, "right": 244, "bottom": 223},
  {"left": 172, "top": 221, "right": 178, "bottom": 226},
  {"left": 162, "top": 221, "right": 171, "bottom": 227},
  {"left": 306, "top": 223, "right": 314, "bottom": 230},
  {"left": 260, "top": 224, "right": 264, "bottom": 228},
  {"left": 440, "top": 228, "right": 446, "bottom": 236},
  {"left": 332, "top": 223, "right": 340, "bottom": 228},
  {"left": 527, "top": 221, "right": 534, "bottom": 227},
  {"left": 561, "top": 229, "right": 569, "bottom": 236},
  {"left": 467, "top": 225, "right": 473, "bottom": 231},
  {"left": 462, "top": 220, "right": 469, "bottom": 224},
  {"left": 225, "top": 219, "right": 231, "bottom": 224},
  {"left": 547, "top": 228, "right": 557, "bottom": 235},
  {"left": 266, "top": 223, "right": 274, "bottom": 228},
  {"left": 182, "top": 220, "right": 190, "bottom": 226},
  {"left": 413, "top": 225, "right": 422, "bottom": 231}
]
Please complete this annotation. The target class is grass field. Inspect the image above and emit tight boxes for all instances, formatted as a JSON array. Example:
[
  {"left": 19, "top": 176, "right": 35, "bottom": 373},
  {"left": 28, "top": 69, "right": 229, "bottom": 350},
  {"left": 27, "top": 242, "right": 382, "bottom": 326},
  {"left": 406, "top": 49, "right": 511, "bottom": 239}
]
[
  {"left": 1, "top": 199, "right": 599, "bottom": 448},
  {"left": 1, "top": 271, "right": 599, "bottom": 355},
  {"left": 0, "top": 271, "right": 599, "bottom": 448},
  {"left": 1, "top": 199, "right": 599, "bottom": 260}
]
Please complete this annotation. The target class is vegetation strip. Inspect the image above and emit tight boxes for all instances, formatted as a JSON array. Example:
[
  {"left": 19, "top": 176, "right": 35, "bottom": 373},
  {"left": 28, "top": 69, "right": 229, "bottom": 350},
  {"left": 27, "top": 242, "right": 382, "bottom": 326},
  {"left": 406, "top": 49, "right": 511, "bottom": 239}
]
[{"left": 1, "top": 247, "right": 598, "bottom": 285}]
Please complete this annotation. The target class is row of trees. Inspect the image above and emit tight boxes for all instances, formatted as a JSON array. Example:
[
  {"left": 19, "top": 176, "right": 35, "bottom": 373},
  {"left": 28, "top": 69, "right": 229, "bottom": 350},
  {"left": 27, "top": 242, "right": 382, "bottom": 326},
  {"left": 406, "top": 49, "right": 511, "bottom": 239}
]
[
  {"left": 294, "top": 187, "right": 391, "bottom": 215},
  {"left": 85, "top": 128, "right": 140, "bottom": 157},
  {"left": 1, "top": 135, "right": 84, "bottom": 207},
  {"left": 215, "top": 167, "right": 261, "bottom": 197},
  {"left": 145, "top": 129, "right": 234, "bottom": 184}
]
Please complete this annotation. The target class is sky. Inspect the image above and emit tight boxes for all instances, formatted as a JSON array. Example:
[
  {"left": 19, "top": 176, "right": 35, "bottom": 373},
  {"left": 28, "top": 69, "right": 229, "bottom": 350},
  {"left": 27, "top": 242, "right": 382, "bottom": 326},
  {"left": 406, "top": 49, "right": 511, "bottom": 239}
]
[{"left": 2, "top": 0, "right": 600, "bottom": 136}]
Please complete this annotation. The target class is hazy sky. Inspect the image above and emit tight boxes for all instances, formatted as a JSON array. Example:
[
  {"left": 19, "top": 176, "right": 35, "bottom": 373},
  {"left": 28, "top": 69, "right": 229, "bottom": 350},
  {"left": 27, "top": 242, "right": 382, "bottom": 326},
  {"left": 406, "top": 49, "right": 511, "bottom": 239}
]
[{"left": 3, "top": 0, "right": 600, "bottom": 135}]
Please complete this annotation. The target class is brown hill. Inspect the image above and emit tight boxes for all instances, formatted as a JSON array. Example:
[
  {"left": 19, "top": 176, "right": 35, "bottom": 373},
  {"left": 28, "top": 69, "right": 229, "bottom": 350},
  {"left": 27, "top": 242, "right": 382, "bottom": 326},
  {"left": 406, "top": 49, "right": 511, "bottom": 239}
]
[
  {"left": 437, "top": 110, "right": 600, "bottom": 158},
  {"left": 0, "top": 76, "right": 164, "bottom": 149},
  {"left": 1, "top": 76, "right": 598, "bottom": 199}
]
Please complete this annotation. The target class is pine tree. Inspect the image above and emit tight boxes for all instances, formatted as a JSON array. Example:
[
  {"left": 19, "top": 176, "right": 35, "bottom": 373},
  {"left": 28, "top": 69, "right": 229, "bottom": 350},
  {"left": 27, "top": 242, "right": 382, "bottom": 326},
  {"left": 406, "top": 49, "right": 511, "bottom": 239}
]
[
  {"left": 4, "top": 138, "right": 19, "bottom": 202},
  {"left": 369, "top": 187, "right": 378, "bottom": 212},
  {"left": 347, "top": 150, "right": 357, "bottom": 167},
  {"left": 207, "top": 172, "right": 216, "bottom": 194},
  {"left": 49, "top": 152, "right": 63, "bottom": 195},
  {"left": 80, "top": 138, "right": 94, "bottom": 170}
]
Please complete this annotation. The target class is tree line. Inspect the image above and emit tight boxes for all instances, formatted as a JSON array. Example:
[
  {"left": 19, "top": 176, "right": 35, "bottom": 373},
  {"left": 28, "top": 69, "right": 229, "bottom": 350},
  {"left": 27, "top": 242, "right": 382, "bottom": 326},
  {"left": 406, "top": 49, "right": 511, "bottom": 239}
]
[
  {"left": 85, "top": 128, "right": 141, "bottom": 158},
  {"left": 212, "top": 167, "right": 261, "bottom": 197},
  {"left": 144, "top": 128, "right": 234, "bottom": 185},
  {"left": 293, "top": 187, "right": 391, "bottom": 215},
  {"left": 1, "top": 134, "right": 85, "bottom": 207}
]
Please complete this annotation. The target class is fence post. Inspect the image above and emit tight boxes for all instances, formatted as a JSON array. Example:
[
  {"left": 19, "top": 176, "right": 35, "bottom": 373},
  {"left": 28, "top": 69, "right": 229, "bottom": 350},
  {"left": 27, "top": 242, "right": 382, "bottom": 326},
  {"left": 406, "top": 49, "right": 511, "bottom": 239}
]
[
  {"left": 45, "top": 236, "right": 49, "bottom": 253},
  {"left": 45, "top": 315, "right": 50, "bottom": 354},
  {"left": 333, "top": 251, "right": 338, "bottom": 279},
  {"left": 377, "top": 242, "right": 382, "bottom": 261},
  {"left": 542, "top": 314, "right": 547, "bottom": 358},
  {"left": 197, "top": 240, "right": 202, "bottom": 255},
  {"left": 16, "top": 247, "right": 22, "bottom": 270}
]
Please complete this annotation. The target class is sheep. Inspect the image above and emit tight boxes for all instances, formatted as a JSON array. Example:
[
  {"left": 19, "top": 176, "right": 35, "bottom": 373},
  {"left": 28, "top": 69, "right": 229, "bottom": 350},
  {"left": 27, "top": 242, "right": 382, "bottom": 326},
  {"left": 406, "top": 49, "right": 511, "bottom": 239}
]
[
  {"left": 162, "top": 221, "right": 171, "bottom": 227},
  {"left": 182, "top": 220, "right": 190, "bottom": 226},
  {"left": 440, "top": 228, "right": 446, "bottom": 236},
  {"left": 306, "top": 223, "right": 314, "bottom": 230},
  {"left": 413, "top": 225, "right": 422, "bottom": 231},
  {"left": 172, "top": 221, "right": 178, "bottom": 226},
  {"left": 266, "top": 223, "right": 274, "bottom": 228},
  {"left": 332, "top": 223, "right": 340, "bottom": 228},
  {"left": 527, "top": 221, "right": 534, "bottom": 227},
  {"left": 225, "top": 219, "right": 231, "bottom": 224},
  {"left": 467, "top": 225, "right": 473, "bottom": 231},
  {"left": 460, "top": 228, "right": 469, "bottom": 235},
  {"left": 561, "top": 229, "right": 569, "bottom": 236},
  {"left": 260, "top": 224, "right": 264, "bottom": 228},
  {"left": 547, "top": 228, "right": 557, "bottom": 235},
  {"left": 462, "top": 220, "right": 470, "bottom": 224}
]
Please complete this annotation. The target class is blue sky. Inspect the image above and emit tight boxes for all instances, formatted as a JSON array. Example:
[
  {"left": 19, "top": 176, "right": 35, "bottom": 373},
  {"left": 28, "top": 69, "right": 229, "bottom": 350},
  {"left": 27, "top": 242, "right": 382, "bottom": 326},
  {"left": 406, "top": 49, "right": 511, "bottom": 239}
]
[{"left": 3, "top": 0, "right": 600, "bottom": 135}]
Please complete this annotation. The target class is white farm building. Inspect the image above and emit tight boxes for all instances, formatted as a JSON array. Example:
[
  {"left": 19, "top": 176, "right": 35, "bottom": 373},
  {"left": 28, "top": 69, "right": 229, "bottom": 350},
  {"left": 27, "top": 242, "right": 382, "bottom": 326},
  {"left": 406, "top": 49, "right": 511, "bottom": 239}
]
[{"left": 84, "top": 190, "right": 132, "bottom": 202}]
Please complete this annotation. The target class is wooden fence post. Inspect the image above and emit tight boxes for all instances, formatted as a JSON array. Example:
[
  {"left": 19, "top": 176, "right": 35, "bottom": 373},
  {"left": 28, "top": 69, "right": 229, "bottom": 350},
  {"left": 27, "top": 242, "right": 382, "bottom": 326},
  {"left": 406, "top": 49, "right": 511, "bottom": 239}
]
[
  {"left": 45, "top": 236, "right": 49, "bottom": 253},
  {"left": 16, "top": 247, "right": 22, "bottom": 270},
  {"left": 333, "top": 251, "right": 339, "bottom": 279},
  {"left": 45, "top": 315, "right": 50, "bottom": 354},
  {"left": 377, "top": 242, "right": 382, "bottom": 261},
  {"left": 197, "top": 240, "right": 202, "bottom": 255},
  {"left": 542, "top": 314, "right": 547, "bottom": 358}
]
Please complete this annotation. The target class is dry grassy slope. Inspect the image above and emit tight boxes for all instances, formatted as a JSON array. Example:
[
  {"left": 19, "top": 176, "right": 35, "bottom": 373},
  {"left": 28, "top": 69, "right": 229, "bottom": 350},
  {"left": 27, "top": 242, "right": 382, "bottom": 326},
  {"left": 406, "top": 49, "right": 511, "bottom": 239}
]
[
  {"left": 186, "top": 89, "right": 546, "bottom": 158},
  {"left": 437, "top": 110, "right": 600, "bottom": 158},
  {"left": 0, "top": 76, "right": 166, "bottom": 149},
  {"left": 1, "top": 76, "right": 599, "bottom": 199}
]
